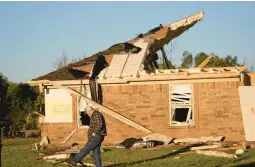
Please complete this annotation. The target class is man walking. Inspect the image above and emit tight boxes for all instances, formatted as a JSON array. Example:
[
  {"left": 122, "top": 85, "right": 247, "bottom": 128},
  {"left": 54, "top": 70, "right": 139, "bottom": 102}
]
[{"left": 68, "top": 104, "right": 107, "bottom": 167}]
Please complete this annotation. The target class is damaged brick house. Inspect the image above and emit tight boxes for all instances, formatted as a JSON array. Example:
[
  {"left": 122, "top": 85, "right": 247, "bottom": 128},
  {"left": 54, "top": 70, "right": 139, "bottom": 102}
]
[{"left": 27, "top": 11, "right": 254, "bottom": 145}]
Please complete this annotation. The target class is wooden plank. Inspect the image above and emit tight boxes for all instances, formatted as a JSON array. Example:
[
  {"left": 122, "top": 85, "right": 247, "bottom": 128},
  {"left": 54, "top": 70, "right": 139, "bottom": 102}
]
[
  {"left": 43, "top": 154, "right": 69, "bottom": 160},
  {"left": 157, "top": 66, "right": 247, "bottom": 73},
  {"left": 196, "top": 150, "right": 237, "bottom": 158},
  {"left": 52, "top": 83, "right": 152, "bottom": 134},
  {"left": 101, "top": 78, "right": 240, "bottom": 86},
  {"left": 62, "top": 129, "right": 77, "bottom": 144},
  {"left": 26, "top": 80, "right": 90, "bottom": 86},
  {"left": 197, "top": 55, "right": 213, "bottom": 68},
  {"left": 174, "top": 136, "right": 224, "bottom": 143},
  {"left": 39, "top": 84, "right": 43, "bottom": 93},
  {"left": 189, "top": 145, "right": 220, "bottom": 150},
  {"left": 43, "top": 77, "right": 240, "bottom": 88},
  {"left": 28, "top": 76, "right": 240, "bottom": 89},
  {"left": 99, "top": 73, "right": 240, "bottom": 85},
  {"left": 161, "top": 47, "right": 170, "bottom": 69}
]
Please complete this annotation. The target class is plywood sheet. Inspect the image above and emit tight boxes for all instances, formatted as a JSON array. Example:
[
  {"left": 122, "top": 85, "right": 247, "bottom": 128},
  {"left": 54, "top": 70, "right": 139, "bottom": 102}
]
[
  {"left": 104, "top": 54, "right": 128, "bottom": 78},
  {"left": 121, "top": 40, "right": 150, "bottom": 78},
  {"left": 238, "top": 86, "right": 255, "bottom": 141}
]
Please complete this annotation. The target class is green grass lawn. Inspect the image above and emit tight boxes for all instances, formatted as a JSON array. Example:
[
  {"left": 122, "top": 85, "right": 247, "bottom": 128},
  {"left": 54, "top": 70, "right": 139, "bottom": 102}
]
[{"left": 2, "top": 138, "right": 255, "bottom": 167}]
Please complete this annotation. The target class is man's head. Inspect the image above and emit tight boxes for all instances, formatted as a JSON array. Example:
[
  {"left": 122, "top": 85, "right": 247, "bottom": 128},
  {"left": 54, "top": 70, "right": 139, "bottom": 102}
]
[{"left": 85, "top": 104, "right": 94, "bottom": 117}]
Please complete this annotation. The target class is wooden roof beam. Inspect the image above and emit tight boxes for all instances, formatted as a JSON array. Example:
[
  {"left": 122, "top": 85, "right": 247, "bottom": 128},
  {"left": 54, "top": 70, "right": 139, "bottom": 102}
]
[{"left": 52, "top": 83, "right": 152, "bottom": 134}]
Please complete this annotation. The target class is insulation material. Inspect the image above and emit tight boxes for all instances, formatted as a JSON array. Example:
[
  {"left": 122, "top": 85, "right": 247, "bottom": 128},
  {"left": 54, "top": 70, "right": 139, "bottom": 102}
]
[
  {"left": 104, "top": 54, "right": 129, "bottom": 78},
  {"left": 238, "top": 86, "right": 255, "bottom": 141}
]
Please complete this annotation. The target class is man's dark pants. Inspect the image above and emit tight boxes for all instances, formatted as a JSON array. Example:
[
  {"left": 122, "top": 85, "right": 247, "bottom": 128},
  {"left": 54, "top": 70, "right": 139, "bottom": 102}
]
[{"left": 71, "top": 134, "right": 104, "bottom": 167}]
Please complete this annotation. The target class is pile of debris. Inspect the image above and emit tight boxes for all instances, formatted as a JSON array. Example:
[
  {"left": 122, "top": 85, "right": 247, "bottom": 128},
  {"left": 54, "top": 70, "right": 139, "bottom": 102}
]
[
  {"left": 115, "top": 133, "right": 250, "bottom": 159},
  {"left": 34, "top": 134, "right": 253, "bottom": 166}
]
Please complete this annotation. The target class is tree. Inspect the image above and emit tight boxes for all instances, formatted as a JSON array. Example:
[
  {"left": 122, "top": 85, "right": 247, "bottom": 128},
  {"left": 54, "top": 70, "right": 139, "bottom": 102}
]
[
  {"left": 180, "top": 51, "right": 193, "bottom": 68},
  {"left": 249, "top": 60, "right": 255, "bottom": 72},
  {"left": 52, "top": 51, "right": 70, "bottom": 70},
  {"left": 52, "top": 51, "right": 86, "bottom": 70},
  {"left": 206, "top": 54, "right": 239, "bottom": 67},
  {"left": 7, "top": 83, "right": 38, "bottom": 136},
  {"left": 157, "top": 52, "right": 176, "bottom": 69},
  {"left": 194, "top": 52, "right": 209, "bottom": 67},
  {"left": 0, "top": 73, "right": 9, "bottom": 118}
]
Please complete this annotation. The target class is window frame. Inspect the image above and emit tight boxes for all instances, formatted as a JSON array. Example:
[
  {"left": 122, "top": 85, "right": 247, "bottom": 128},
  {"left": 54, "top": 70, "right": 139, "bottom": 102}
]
[
  {"left": 169, "top": 84, "right": 194, "bottom": 127},
  {"left": 76, "top": 85, "right": 91, "bottom": 129}
]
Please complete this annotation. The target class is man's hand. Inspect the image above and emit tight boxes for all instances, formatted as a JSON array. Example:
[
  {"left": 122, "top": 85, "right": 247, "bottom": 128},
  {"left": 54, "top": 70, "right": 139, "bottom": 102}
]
[{"left": 92, "top": 132, "right": 96, "bottom": 136}]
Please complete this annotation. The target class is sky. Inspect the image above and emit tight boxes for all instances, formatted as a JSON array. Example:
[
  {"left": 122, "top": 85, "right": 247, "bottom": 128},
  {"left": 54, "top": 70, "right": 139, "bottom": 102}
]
[{"left": 0, "top": 1, "right": 255, "bottom": 82}]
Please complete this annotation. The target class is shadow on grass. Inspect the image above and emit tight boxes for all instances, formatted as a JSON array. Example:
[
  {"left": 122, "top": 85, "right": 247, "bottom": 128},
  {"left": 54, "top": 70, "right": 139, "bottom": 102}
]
[
  {"left": 105, "top": 144, "right": 199, "bottom": 167},
  {"left": 232, "top": 162, "right": 255, "bottom": 167}
]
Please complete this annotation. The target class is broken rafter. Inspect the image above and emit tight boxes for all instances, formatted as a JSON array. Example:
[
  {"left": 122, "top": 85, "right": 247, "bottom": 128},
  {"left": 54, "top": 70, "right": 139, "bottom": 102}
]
[{"left": 160, "top": 47, "right": 170, "bottom": 69}]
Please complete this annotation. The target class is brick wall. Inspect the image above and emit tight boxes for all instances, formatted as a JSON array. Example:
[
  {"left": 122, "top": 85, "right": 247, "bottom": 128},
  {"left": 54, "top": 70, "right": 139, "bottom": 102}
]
[
  {"left": 194, "top": 82, "right": 245, "bottom": 141},
  {"left": 42, "top": 123, "right": 74, "bottom": 143},
  {"left": 101, "top": 82, "right": 245, "bottom": 142},
  {"left": 42, "top": 81, "right": 245, "bottom": 145}
]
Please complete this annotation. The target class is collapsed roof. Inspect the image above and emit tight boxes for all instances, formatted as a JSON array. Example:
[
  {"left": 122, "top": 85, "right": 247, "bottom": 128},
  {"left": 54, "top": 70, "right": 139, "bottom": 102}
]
[{"left": 33, "top": 11, "right": 204, "bottom": 81}]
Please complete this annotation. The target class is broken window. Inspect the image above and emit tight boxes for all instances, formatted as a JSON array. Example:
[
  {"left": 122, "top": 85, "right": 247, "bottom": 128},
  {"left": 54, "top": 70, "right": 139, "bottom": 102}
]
[
  {"left": 77, "top": 85, "right": 92, "bottom": 128},
  {"left": 170, "top": 85, "right": 193, "bottom": 126}
]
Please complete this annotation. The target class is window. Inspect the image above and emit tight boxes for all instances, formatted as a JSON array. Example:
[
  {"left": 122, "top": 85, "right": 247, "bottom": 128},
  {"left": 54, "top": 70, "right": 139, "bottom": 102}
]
[
  {"left": 77, "top": 85, "right": 92, "bottom": 128},
  {"left": 169, "top": 85, "right": 193, "bottom": 126}
]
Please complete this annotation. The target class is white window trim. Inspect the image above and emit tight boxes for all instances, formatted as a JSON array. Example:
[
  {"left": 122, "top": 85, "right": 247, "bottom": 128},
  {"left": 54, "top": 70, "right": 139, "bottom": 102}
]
[
  {"left": 76, "top": 85, "right": 91, "bottom": 129},
  {"left": 169, "top": 84, "right": 194, "bottom": 126}
]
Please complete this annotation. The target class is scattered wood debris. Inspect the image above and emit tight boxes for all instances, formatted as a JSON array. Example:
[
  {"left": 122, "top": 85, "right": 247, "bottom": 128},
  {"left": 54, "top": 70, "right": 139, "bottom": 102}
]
[
  {"left": 189, "top": 145, "right": 220, "bottom": 150},
  {"left": 43, "top": 153, "right": 69, "bottom": 160},
  {"left": 142, "top": 133, "right": 173, "bottom": 145},
  {"left": 196, "top": 150, "right": 238, "bottom": 158},
  {"left": 173, "top": 136, "right": 224, "bottom": 144},
  {"left": 173, "top": 156, "right": 180, "bottom": 160}
]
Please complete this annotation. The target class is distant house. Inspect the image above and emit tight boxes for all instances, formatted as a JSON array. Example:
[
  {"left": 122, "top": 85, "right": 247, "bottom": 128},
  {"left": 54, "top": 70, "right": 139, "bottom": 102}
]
[{"left": 27, "top": 11, "right": 255, "bottom": 145}]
